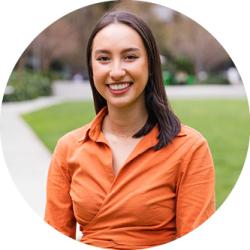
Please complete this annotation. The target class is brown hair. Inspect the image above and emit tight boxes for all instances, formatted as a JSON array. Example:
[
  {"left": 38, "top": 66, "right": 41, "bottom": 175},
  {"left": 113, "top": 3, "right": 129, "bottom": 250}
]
[{"left": 86, "top": 11, "right": 180, "bottom": 150}]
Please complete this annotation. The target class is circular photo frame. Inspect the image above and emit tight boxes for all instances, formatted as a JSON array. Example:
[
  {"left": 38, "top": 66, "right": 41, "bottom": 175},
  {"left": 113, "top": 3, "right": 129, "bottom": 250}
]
[{"left": 0, "top": 1, "right": 249, "bottom": 249}]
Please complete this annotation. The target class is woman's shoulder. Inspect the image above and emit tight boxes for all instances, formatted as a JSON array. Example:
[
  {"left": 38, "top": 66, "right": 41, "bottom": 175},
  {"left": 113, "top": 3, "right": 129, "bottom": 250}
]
[
  {"left": 56, "top": 122, "right": 91, "bottom": 147},
  {"left": 171, "top": 124, "right": 211, "bottom": 161},
  {"left": 178, "top": 124, "right": 208, "bottom": 145}
]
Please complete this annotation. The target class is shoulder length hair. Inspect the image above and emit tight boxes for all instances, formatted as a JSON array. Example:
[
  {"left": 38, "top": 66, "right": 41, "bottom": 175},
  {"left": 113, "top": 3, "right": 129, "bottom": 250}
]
[{"left": 86, "top": 10, "right": 180, "bottom": 150}]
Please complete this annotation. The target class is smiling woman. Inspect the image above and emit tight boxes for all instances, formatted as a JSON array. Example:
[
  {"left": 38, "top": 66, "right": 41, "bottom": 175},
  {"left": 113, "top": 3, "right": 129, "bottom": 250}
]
[{"left": 44, "top": 11, "right": 215, "bottom": 249}]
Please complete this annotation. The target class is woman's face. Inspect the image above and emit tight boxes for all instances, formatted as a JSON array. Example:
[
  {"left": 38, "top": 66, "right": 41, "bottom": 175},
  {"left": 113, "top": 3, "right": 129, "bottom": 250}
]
[{"left": 91, "top": 23, "right": 149, "bottom": 110}]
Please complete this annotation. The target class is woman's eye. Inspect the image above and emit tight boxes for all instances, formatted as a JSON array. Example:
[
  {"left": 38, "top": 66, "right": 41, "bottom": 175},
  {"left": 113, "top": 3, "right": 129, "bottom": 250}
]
[
  {"left": 124, "top": 55, "right": 139, "bottom": 61},
  {"left": 96, "top": 56, "right": 110, "bottom": 62}
]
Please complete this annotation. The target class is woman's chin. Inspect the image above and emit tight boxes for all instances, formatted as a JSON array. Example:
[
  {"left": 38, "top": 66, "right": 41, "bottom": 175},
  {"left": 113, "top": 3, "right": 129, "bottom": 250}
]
[{"left": 107, "top": 100, "right": 132, "bottom": 109}]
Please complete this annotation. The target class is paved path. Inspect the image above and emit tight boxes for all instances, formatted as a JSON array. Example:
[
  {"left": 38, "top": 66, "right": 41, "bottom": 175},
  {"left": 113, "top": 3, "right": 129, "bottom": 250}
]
[
  {"left": 0, "top": 97, "right": 65, "bottom": 217},
  {"left": 0, "top": 83, "right": 247, "bottom": 219}
]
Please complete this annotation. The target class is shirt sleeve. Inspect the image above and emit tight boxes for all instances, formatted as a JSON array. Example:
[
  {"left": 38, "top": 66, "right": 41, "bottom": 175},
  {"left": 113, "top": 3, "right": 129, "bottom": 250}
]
[
  {"left": 44, "top": 138, "right": 76, "bottom": 239},
  {"left": 176, "top": 137, "right": 215, "bottom": 238}
]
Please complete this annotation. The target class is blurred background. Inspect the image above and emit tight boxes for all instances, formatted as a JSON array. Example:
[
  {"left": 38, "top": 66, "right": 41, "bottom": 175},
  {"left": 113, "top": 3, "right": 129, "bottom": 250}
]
[{"left": 3, "top": 0, "right": 242, "bottom": 102}]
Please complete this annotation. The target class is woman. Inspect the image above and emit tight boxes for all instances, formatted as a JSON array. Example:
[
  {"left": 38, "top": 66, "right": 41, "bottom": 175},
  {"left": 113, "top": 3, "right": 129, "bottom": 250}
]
[{"left": 45, "top": 11, "right": 215, "bottom": 249}]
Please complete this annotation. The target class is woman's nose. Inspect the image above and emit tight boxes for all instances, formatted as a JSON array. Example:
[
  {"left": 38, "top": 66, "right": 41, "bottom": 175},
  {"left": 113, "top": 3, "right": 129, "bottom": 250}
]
[{"left": 109, "top": 61, "right": 126, "bottom": 80}]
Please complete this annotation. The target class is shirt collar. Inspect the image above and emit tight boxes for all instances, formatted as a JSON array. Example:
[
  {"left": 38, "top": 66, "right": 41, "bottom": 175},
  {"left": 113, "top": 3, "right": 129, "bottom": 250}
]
[
  {"left": 78, "top": 107, "right": 108, "bottom": 143},
  {"left": 78, "top": 107, "right": 186, "bottom": 143}
]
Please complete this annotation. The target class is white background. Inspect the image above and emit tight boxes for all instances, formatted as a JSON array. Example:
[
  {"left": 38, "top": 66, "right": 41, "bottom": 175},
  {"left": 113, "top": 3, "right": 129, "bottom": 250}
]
[{"left": 0, "top": 0, "right": 249, "bottom": 249}]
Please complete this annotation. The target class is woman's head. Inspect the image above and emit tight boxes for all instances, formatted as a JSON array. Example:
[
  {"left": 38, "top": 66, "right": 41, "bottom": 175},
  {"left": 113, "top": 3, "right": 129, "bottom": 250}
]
[
  {"left": 87, "top": 11, "right": 162, "bottom": 110},
  {"left": 86, "top": 11, "right": 180, "bottom": 150},
  {"left": 90, "top": 22, "right": 149, "bottom": 110}
]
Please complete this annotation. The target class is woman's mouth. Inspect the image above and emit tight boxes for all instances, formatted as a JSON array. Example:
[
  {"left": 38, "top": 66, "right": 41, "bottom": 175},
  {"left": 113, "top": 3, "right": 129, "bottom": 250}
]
[{"left": 107, "top": 82, "right": 132, "bottom": 95}]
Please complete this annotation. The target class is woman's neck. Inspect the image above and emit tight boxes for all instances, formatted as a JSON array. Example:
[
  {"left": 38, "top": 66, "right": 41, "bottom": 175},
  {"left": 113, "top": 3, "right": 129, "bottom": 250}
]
[{"left": 103, "top": 102, "right": 148, "bottom": 138}]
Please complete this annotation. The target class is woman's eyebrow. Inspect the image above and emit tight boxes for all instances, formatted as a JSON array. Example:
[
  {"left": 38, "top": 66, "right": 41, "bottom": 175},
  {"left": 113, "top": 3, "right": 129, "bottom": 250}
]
[
  {"left": 122, "top": 48, "right": 140, "bottom": 53},
  {"left": 94, "top": 47, "right": 140, "bottom": 54}
]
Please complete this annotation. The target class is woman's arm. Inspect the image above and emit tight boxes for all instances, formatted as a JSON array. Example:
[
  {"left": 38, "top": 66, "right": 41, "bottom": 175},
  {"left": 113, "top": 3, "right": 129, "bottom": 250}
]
[
  {"left": 44, "top": 138, "right": 76, "bottom": 239},
  {"left": 176, "top": 137, "right": 215, "bottom": 237}
]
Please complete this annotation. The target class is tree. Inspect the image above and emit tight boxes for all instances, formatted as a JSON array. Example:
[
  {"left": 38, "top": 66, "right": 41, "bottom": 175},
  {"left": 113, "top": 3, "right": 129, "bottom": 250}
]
[
  {"left": 164, "top": 13, "right": 230, "bottom": 73},
  {"left": 15, "top": 1, "right": 230, "bottom": 79}
]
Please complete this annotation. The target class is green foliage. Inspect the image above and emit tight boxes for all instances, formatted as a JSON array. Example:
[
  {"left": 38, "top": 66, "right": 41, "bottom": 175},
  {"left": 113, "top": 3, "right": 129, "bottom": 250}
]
[
  {"left": 200, "top": 74, "right": 230, "bottom": 85},
  {"left": 162, "top": 70, "right": 196, "bottom": 85},
  {"left": 174, "top": 57, "right": 195, "bottom": 75},
  {"left": 22, "top": 99, "right": 250, "bottom": 208},
  {"left": 162, "top": 56, "right": 196, "bottom": 85},
  {"left": 162, "top": 70, "right": 175, "bottom": 85},
  {"left": 3, "top": 70, "right": 52, "bottom": 102}
]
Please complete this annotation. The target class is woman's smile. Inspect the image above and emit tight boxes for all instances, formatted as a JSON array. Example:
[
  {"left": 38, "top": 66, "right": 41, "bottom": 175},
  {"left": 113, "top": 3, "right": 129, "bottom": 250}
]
[{"left": 107, "top": 82, "right": 133, "bottom": 95}]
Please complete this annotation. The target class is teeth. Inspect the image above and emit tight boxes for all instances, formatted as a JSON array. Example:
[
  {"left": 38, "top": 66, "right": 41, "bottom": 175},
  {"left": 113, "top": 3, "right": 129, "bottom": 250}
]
[{"left": 109, "top": 83, "right": 130, "bottom": 90}]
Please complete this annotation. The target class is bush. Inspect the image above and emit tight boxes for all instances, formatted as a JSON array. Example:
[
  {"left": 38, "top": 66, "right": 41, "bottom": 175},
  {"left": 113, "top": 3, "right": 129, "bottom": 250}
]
[
  {"left": 162, "top": 70, "right": 196, "bottom": 85},
  {"left": 162, "top": 56, "right": 196, "bottom": 85},
  {"left": 174, "top": 57, "right": 195, "bottom": 75},
  {"left": 3, "top": 70, "right": 52, "bottom": 102},
  {"left": 200, "top": 74, "right": 230, "bottom": 85}
]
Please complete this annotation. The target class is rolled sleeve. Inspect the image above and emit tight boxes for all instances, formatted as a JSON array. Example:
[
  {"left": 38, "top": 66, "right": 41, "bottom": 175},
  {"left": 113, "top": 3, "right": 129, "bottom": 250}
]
[
  {"left": 176, "top": 137, "right": 215, "bottom": 237},
  {"left": 44, "top": 139, "right": 76, "bottom": 239}
]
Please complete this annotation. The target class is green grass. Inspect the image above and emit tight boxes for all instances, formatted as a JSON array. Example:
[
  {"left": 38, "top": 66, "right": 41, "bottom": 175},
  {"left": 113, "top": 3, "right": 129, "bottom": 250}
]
[
  {"left": 22, "top": 99, "right": 250, "bottom": 208},
  {"left": 22, "top": 101, "right": 95, "bottom": 152},
  {"left": 171, "top": 99, "right": 250, "bottom": 208}
]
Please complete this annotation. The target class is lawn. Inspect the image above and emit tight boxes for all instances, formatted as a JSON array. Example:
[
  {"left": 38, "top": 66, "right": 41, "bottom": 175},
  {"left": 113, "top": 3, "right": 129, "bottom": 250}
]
[{"left": 22, "top": 99, "right": 250, "bottom": 208}]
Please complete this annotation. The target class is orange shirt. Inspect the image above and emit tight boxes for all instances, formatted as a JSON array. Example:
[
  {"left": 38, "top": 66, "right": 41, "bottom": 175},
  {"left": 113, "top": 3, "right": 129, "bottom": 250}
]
[{"left": 45, "top": 107, "right": 215, "bottom": 249}]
